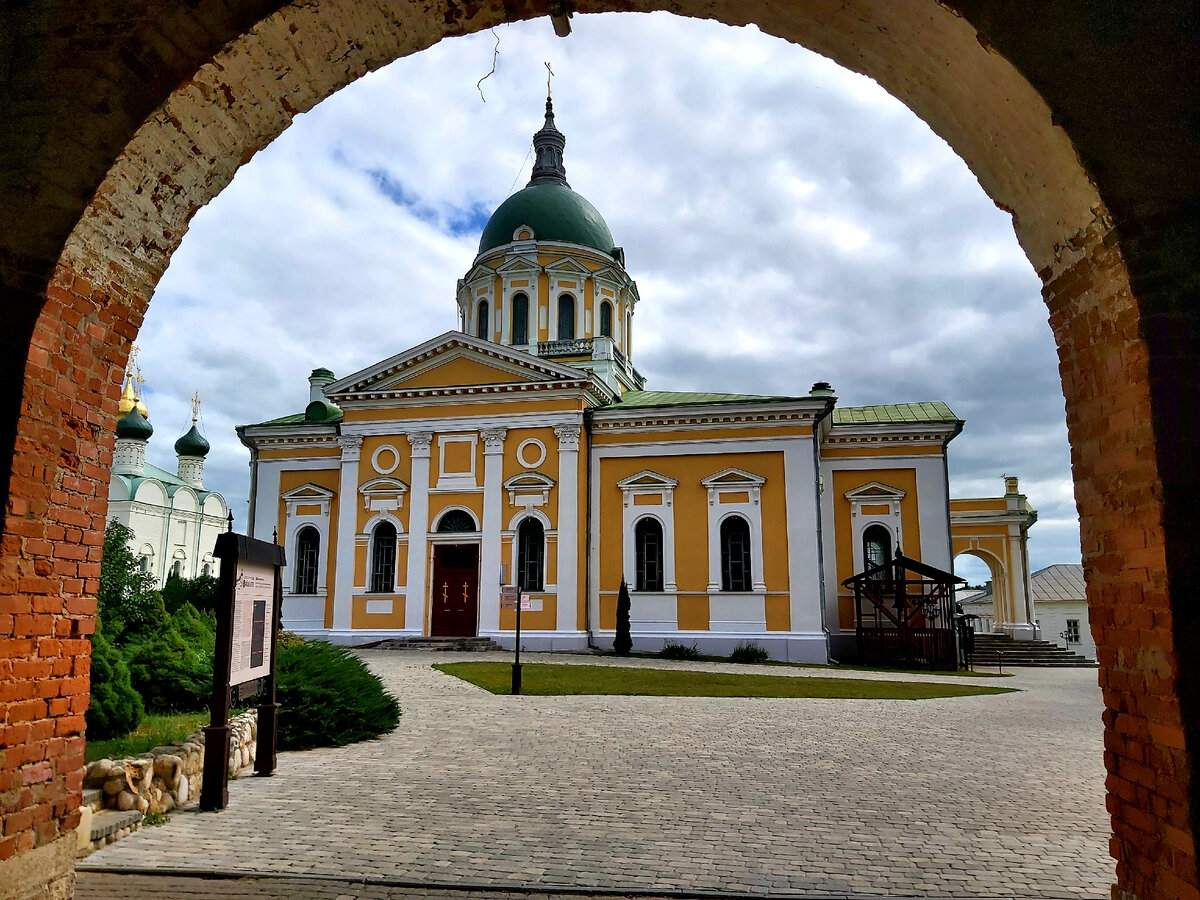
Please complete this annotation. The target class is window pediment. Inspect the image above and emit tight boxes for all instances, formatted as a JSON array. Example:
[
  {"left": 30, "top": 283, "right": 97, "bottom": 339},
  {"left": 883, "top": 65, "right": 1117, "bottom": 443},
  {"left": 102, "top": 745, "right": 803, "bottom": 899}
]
[
  {"left": 844, "top": 481, "right": 907, "bottom": 502},
  {"left": 360, "top": 476, "right": 409, "bottom": 511},
  {"left": 504, "top": 471, "right": 556, "bottom": 507}
]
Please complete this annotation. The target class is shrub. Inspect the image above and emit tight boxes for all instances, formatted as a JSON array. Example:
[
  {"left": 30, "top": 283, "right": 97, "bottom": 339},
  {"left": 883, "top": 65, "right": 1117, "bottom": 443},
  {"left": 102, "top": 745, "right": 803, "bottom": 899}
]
[
  {"left": 124, "top": 620, "right": 212, "bottom": 713},
  {"left": 86, "top": 628, "right": 144, "bottom": 740},
  {"left": 275, "top": 641, "right": 401, "bottom": 750},
  {"left": 161, "top": 573, "right": 220, "bottom": 615},
  {"left": 661, "top": 641, "right": 702, "bottom": 660},
  {"left": 729, "top": 642, "right": 770, "bottom": 664},
  {"left": 613, "top": 579, "right": 632, "bottom": 656}
]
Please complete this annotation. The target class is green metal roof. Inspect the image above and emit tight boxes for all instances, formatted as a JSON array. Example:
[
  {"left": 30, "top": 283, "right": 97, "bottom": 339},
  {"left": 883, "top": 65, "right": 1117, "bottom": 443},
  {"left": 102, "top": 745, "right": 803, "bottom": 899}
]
[
  {"left": 478, "top": 184, "right": 615, "bottom": 256},
  {"left": 610, "top": 390, "right": 797, "bottom": 409},
  {"left": 833, "top": 401, "right": 959, "bottom": 425},
  {"left": 116, "top": 407, "right": 154, "bottom": 440},
  {"left": 250, "top": 412, "right": 307, "bottom": 427},
  {"left": 173, "top": 424, "right": 210, "bottom": 457},
  {"left": 115, "top": 463, "right": 214, "bottom": 499}
]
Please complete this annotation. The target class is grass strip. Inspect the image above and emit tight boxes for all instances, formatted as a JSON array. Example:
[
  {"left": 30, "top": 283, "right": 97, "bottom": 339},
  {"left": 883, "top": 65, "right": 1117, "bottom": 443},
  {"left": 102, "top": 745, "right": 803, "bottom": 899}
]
[
  {"left": 599, "top": 649, "right": 1013, "bottom": 677},
  {"left": 85, "top": 711, "right": 210, "bottom": 762},
  {"left": 434, "top": 662, "right": 1017, "bottom": 700}
]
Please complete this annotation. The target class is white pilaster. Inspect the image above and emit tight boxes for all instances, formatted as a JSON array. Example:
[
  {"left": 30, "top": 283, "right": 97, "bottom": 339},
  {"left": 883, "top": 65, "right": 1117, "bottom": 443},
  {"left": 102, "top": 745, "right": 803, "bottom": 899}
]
[
  {"left": 554, "top": 425, "right": 581, "bottom": 633},
  {"left": 332, "top": 436, "right": 363, "bottom": 631},
  {"left": 404, "top": 431, "right": 434, "bottom": 635},
  {"left": 480, "top": 428, "right": 507, "bottom": 635}
]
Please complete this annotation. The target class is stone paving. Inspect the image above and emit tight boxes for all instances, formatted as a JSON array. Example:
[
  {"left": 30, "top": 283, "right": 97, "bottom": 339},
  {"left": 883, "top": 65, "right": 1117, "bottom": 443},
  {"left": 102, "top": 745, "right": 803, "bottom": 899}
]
[{"left": 78, "top": 652, "right": 1112, "bottom": 898}]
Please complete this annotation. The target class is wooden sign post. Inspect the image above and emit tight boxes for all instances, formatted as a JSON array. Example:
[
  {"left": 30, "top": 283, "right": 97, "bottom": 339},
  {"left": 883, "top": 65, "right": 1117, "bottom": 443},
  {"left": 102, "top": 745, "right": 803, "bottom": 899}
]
[{"left": 200, "top": 524, "right": 286, "bottom": 812}]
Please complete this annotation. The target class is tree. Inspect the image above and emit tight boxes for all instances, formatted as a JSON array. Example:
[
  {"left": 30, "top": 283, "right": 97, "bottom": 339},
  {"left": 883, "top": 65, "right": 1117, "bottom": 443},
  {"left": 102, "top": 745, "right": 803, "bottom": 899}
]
[
  {"left": 86, "top": 627, "right": 144, "bottom": 739},
  {"left": 97, "top": 520, "right": 165, "bottom": 645},
  {"left": 161, "top": 573, "right": 220, "bottom": 614},
  {"left": 614, "top": 578, "right": 632, "bottom": 656}
]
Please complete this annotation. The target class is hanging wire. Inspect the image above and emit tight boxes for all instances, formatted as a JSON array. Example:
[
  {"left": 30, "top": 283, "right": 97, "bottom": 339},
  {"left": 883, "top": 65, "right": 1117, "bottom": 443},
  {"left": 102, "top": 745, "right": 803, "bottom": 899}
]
[
  {"left": 506, "top": 140, "right": 534, "bottom": 198},
  {"left": 476, "top": 29, "right": 500, "bottom": 102}
]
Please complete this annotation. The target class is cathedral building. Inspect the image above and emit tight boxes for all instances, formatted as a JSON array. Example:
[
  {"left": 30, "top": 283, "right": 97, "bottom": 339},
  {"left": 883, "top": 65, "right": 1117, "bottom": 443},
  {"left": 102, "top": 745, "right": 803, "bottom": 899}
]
[
  {"left": 237, "top": 99, "right": 969, "bottom": 662},
  {"left": 108, "top": 380, "right": 229, "bottom": 585}
]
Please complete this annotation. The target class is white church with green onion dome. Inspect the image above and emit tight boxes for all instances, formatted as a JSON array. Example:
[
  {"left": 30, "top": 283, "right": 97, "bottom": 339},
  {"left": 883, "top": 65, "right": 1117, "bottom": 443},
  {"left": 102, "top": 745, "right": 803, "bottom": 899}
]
[
  {"left": 237, "top": 96, "right": 1039, "bottom": 663},
  {"left": 107, "top": 374, "right": 229, "bottom": 586}
]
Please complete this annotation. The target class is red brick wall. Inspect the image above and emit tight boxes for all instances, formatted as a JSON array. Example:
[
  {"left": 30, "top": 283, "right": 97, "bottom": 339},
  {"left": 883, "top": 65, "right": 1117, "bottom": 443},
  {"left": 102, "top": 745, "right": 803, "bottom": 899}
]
[
  {"left": 1045, "top": 226, "right": 1196, "bottom": 900},
  {"left": 0, "top": 265, "right": 135, "bottom": 871}
]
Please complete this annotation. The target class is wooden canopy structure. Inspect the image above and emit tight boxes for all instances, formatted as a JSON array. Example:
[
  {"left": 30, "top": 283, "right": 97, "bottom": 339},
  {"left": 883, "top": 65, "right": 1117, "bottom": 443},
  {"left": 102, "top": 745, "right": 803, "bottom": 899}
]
[{"left": 842, "top": 552, "right": 965, "bottom": 669}]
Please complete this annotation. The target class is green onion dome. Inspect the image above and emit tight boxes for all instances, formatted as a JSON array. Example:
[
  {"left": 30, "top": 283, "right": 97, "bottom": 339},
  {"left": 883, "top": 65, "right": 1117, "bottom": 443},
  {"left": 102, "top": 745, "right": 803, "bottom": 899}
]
[
  {"left": 477, "top": 96, "right": 616, "bottom": 258},
  {"left": 116, "top": 407, "right": 153, "bottom": 441},
  {"left": 174, "top": 424, "right": 210, "bottom": 457}
]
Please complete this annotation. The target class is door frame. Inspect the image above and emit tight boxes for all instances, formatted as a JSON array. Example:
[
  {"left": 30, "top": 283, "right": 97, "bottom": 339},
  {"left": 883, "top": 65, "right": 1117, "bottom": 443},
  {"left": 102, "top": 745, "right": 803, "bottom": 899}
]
[{"left": 428, "top": 539, "right": 481, "bottom": 637}]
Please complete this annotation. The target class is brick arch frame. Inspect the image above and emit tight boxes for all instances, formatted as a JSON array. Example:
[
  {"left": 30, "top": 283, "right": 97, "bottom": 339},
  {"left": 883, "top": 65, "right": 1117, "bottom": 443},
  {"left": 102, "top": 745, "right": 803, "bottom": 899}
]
[{"left": 2, "top": 3, "right": 1197, "bottom": 900}]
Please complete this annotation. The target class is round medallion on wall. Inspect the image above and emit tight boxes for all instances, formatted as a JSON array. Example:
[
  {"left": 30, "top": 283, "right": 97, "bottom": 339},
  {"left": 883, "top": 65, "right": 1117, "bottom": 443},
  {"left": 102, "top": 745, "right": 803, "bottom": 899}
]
[
  {"left": 516, "top": 438, "right": 547, "bottom": 469},
  {"left": 371, "top": 444, "right": 401, "bottom": 475}
]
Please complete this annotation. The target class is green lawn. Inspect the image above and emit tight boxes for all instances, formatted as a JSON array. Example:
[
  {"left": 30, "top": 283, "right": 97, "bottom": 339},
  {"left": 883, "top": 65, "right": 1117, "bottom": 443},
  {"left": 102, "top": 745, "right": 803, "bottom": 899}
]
[
  {"left": 433, "top": 662, "right": 1017, "bottom": 701},
  {"left": 85, "top": 711, "right": 209, "bottom": 762},
  {"left": 605, "top": 649, "right": 1013, "bottom": 678}
]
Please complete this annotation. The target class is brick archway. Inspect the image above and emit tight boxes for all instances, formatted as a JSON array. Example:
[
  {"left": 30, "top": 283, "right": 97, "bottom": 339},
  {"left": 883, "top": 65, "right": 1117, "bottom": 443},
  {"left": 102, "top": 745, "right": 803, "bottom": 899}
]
[{"left": 2, "top": 3, "right": 1197, "bottom": 899}]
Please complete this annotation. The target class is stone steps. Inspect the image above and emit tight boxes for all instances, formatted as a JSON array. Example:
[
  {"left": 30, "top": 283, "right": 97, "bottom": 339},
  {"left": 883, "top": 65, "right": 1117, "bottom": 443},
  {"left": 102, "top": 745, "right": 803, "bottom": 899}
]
[
  {"left": 360, "top": 636, "right": 504, "bottom": 652},
  {"left": 967, "top": 633, "right": 1097, "bottom": 667}
]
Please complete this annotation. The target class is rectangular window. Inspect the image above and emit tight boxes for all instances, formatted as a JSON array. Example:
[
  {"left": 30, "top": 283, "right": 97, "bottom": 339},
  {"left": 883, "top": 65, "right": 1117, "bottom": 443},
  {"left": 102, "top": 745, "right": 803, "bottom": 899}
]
[{"left": 1066, "top": 619, "right": 1081, "bottom": 643}]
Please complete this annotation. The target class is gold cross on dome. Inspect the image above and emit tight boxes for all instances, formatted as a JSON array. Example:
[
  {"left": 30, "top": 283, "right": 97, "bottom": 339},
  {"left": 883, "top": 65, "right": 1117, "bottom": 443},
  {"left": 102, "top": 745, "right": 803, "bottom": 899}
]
[{"left": 191, "top": 391, "right": 201, "bottom": 424}]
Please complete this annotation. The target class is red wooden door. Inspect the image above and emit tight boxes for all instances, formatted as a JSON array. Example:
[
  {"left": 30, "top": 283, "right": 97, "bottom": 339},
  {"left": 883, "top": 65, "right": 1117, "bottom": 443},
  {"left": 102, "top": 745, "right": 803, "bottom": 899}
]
[{"left": 430, "top": 544, "right": 479, "bottom": 636}]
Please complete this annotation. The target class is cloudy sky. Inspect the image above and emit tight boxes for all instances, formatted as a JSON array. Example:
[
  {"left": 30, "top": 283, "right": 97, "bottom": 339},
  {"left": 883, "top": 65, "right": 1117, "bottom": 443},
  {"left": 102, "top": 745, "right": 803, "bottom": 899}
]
[{"left": 134, "top": 12, "right": 1078, "bottom": 584}]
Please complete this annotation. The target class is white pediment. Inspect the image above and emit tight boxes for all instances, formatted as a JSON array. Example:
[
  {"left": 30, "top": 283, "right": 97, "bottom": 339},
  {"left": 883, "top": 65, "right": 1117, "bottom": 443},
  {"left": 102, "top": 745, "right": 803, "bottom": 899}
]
[
  {"left": 504, "top": 471, "right": 556, "bottom": 507},
  {"left": 701, "top": 467, "right": 766, "bottom": 489},
  {"left": 616, "top": 470, "right": 680, "bottom": 491},
  {"left": 844, "top": 481, "right": 907, "bottom": 502},
  {"left": 281, "top": 483, "right": 335, "bottom": 502},
  {"left": 544, "top": 256, "right": 593, "bottom": 277},
  {"left": 323, "top": 331, "right": 589, "bottom": 396},
  {"left": 495, "top": 255, "right": 541, "bottom": 275}
]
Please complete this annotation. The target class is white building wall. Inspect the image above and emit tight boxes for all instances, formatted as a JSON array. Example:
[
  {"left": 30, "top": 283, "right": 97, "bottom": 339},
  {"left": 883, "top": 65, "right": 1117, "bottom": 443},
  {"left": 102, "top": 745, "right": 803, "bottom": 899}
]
[{"left": 1035, "top": 601, "right": 1096, "bottom": 661}]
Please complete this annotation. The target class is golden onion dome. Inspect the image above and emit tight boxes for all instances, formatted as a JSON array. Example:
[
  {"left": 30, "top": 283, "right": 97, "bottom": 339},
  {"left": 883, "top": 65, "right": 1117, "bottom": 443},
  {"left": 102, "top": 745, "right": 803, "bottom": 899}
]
[{"left": 118, "top": 378, "right": 148, "bottom": 417}]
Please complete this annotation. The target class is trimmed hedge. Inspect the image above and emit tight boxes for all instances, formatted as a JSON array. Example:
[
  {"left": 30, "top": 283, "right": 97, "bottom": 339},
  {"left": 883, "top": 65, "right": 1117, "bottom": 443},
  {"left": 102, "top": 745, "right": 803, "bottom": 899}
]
[{"left": 276, "top": 640, "right": 401, "bottom": 750}]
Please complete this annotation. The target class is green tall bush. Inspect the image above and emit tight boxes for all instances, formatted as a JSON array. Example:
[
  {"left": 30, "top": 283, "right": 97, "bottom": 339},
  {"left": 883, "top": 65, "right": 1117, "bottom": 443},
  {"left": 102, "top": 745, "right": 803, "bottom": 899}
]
[
  {"left": 161, "top": 573, "right": 220, "bottom": 615},
  {"left": 97, "top": 520, "right": 165, "bottom": 645},
  {"left": 125, "top": 621, "right": 212, "bottom": 713},
  {"left": 86, "top": 627, "right": 144, "bottom": 740},
  {"left": 614, "top": 579, "right": 632, "bottom": 656},
  {"left": 276, "top": 641, "right": 401, "bottom": 750}
]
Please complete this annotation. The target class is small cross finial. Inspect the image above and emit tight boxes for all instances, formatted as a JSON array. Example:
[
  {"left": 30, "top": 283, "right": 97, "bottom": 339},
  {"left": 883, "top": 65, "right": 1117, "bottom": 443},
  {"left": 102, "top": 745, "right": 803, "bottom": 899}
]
[
  {"left": 127, "top": 344, "right": 140, "bottom": 379},
  {"left": 545, "top": 61, "right": 554, "bottom": 97},
  {"left": 191, "top": 391, "right": 201, "bottom": 424},
  {"left": 130, "top": 365, "right": 146, "bottom": 399}
]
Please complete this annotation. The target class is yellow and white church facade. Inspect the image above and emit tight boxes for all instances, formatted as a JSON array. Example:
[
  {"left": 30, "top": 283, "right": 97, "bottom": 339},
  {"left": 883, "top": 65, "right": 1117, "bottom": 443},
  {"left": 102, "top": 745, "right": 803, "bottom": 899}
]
[{"left": 238, "top": 99, "right": 984, "bottom": 663}]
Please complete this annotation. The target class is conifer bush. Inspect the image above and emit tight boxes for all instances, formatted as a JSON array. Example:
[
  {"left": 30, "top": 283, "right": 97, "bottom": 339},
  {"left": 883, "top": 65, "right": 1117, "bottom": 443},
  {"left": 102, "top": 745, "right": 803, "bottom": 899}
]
[
  {"left": 275, "top": 640, "right": 401, "bottom": 750},
  {"left": 86, "top": 628, "right": 145, "bottom": 740},
  {"left": 124, "top": 621, "right": 213, "bottom": 713}
]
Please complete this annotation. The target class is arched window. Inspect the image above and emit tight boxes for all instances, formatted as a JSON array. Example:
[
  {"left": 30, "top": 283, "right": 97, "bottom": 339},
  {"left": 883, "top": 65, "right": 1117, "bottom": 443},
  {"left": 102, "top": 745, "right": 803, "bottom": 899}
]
[
  {"left": 516, "top": 518, "right": 544, "bottom": 591},
  {"left": 476, "top": 300, "right": 489, "bottom": 340},
  {"left": 557, "top": 294, "right": 575, "bottom": 340},
  {"left": 171, "top": 559, "right": 183, "bottom": 579},
  {"left": 863, "top": 524, "right": 892, "bottom": 578},
  {"left": 201, "top": 563, "right": 211, "bottom": 578},
  {"left": 294, "top": 526, "right": 320, "bottom": 594},
  {"left": 436, "top": 509, "right": 476, "bottom": 533},
  {"left": 599, "top": 301, "right": 613, "bottom": 338},
  {"left": 720, "top": 515, "right": 753, "bottom": 592},
  {"left": 138, "top": 556, "right": 149, "bottom": 573},
  {"left": 370, "top": 521, "right": 397, "bottom": 593},
  {"left": 511, "top": 293, "right": 529, "bottom": 345},
  {"left": 634, "top": 517, "right": 664, "bottom": 592}
]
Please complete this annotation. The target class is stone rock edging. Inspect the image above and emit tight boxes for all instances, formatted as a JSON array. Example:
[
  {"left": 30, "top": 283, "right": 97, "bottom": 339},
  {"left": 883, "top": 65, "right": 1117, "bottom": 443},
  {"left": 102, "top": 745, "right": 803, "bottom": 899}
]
[{"left": 83, "top": 710, "right": 258, "bottom": 816}]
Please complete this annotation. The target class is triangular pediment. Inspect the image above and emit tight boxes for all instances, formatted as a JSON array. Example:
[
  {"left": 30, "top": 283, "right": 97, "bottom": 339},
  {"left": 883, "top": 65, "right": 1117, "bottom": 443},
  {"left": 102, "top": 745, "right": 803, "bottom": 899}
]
[
  {"left": 496, "top": 255, "right": 540, "bottom": 275},
  {"left": 844, "top": 481, "right": 907, "bottom": 501},
  {"left": 701, "top": 467, "right": 766, "bottom": 488},
  {"left": 616, "top": 470, "right": 680, "bottom": 491},
  {"left": 463, "top": 262, "right": 498, "bottom": 282},
  {"left": 545, "top": 256, "right": 593, "bottom": 276},
  {"left": 324, "top": 332, "right": 589, "bottom": 397},
  {"left": 281, "top": 483, "right": 335, "bottom": 502}
]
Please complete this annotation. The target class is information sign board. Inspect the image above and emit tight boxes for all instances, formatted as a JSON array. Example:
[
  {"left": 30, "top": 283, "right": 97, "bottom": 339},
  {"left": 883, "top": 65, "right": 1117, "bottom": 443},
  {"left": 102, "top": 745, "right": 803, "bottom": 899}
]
[
  {"left": 520, "top": 593, "right": 533, "bottom": 611},
  {"left": 500, "top": 584, "right": 519, "bottom": 611},
  {"left": 231, "top": 559, "right": 275, "bottom": 686}
]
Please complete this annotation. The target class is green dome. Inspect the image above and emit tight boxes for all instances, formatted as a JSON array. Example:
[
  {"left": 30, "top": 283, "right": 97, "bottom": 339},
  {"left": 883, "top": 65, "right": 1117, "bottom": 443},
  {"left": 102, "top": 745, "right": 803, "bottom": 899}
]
[
  {"left": 174, "top": 424, "right": 210, "bottom": 457},
  {"left": 478, "top": 183, "right": 615, "bottom": 256},
  {"left": 116, "top": 408, "right": 153, "bottom": 441}
]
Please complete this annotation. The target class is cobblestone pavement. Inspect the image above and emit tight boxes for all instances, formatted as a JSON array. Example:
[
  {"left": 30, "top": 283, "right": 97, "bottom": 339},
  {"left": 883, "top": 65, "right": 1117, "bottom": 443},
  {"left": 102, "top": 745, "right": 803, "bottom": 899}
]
[{"left": 78, "top": 653, "right": 1111, "bottom": 899}]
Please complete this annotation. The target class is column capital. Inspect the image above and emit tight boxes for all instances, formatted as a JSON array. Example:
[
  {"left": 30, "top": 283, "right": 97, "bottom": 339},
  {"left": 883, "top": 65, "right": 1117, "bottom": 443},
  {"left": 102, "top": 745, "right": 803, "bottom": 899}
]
[
  {"left": 337, "top": 435, "right": 364, "bottom": 461},
  {"left": 481, "top": 428, "right": 508, "bottom": 454},
  {"left": 554, "top": 424, "right": 582, "bottom": 451},
  {"left": 406, "top": 431, "right": 434, "bottom": 458}
]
